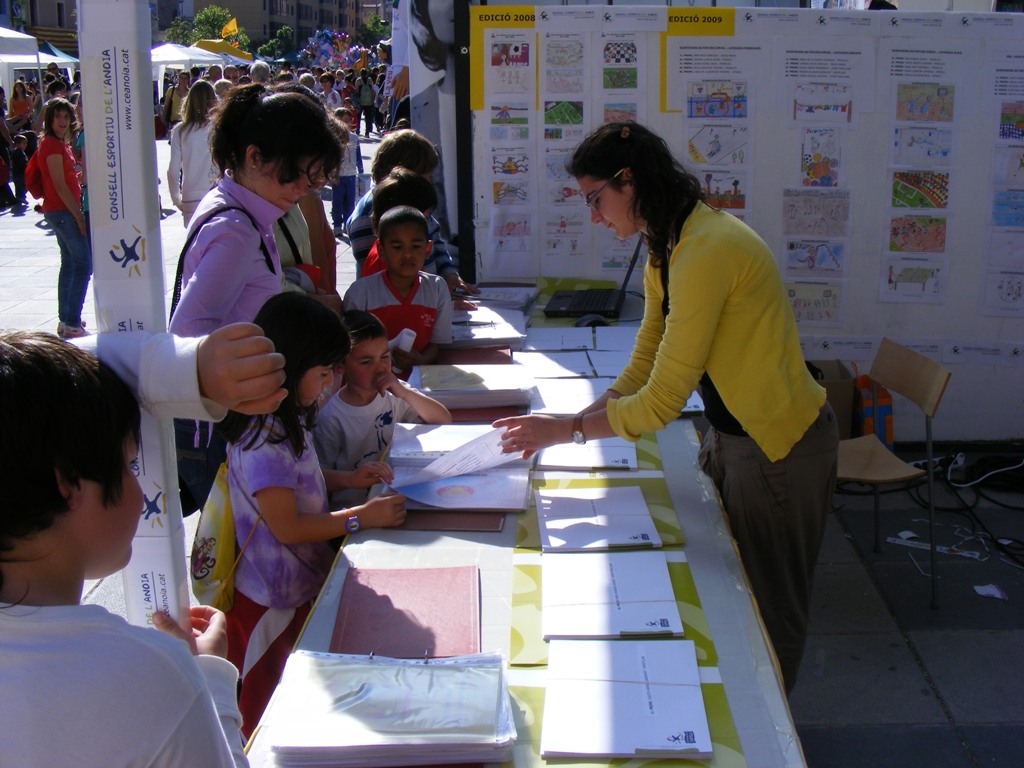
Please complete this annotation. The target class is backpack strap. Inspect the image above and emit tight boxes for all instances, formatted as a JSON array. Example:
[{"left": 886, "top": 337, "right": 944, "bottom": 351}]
[
  {"left": 276, "top": 215, "right": 303, "bottom": 264},
  {"left": 169, "top": 205, "right": 277, "bottom": 320}
]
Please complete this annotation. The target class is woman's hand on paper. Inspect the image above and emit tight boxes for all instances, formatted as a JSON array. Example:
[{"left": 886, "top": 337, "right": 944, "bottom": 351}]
[{"left": 493, "top": 414, "right": 566, "bottom": 460}]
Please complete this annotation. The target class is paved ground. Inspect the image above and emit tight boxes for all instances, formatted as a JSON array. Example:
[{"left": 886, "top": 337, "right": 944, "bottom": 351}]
[
  {"left": 0, "top": 137, "right": 366, "bottom": 334},
  {"left": 2, "top": 138, "right": 1023, "bottom": 768}
]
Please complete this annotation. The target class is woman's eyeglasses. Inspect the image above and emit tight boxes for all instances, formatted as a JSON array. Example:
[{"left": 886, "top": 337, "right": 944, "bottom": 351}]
[{"left": 583, "top": 167, "right": 627, "bottom": 209}]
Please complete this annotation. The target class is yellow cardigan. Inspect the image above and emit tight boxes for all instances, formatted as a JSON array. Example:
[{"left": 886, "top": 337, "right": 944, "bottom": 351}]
[{"left": 607, "top": 202, "right": 825, "bottom": 462}]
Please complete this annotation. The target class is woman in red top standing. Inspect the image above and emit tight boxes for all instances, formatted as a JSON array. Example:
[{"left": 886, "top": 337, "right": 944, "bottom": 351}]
[{"left": 39, "top": 97, "right": 91, "bottom": 339}]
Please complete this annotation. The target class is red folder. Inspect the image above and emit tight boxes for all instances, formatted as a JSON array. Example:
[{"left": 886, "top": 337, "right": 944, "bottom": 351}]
[{"left": 329, "top": 565, "right": 481, "bottom": 658}]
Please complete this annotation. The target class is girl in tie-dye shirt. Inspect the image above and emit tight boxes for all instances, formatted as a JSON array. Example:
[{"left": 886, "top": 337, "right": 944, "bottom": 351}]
[{"left": 216, "top": 293, "right": 407, "bottom": 737}]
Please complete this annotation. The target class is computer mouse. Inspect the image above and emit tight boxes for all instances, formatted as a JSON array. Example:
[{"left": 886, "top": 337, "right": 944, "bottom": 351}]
[{"left": 574, "top": 313, "right": 609, "bottom": 328}]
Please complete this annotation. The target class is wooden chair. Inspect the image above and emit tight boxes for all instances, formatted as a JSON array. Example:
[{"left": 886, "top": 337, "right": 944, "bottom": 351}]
[{"left": 837, "top": 337, "right": 951, "bottom": 608}]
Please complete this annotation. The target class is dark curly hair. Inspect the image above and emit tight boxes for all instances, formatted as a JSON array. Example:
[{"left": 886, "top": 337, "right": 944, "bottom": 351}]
[{"left": 567, "top": 122, "right": 705, "bottom": 268}]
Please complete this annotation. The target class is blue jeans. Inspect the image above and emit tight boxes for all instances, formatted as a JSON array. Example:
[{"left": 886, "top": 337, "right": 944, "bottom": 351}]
[
  {"left": 44, "top": 209, "right": 93, "bottom": 327},
  {"left": 331, "top": 175, "right": 357, "bottom": 230},
  {"left": 174, "top": 417, "right": 227, "bottom": 515}
]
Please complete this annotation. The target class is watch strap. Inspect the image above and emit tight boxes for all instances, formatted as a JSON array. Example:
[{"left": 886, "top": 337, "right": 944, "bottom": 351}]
[{"left": 572, "top": 412, "right": 585, "bottom": 443}]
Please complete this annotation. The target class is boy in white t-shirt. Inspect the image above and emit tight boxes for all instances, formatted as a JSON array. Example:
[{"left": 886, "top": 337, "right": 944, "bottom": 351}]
[
  {"left": 0, "top": 325, "right": 286, "bottom": 768},
  {"left": 314, "top": 310, "right": 451, "bottom": 509}
]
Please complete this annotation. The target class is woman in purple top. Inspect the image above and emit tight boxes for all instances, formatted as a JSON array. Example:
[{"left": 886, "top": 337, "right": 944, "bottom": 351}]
[{"left": 169, "top": 83, "right": 346, "bottom": 515}]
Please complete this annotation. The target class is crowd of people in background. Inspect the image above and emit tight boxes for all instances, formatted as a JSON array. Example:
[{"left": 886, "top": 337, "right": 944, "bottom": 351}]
[
  {"left": 1, "top": 61, "right": 91, "bottom": 339},
  {"left": 157, "top": 56, "right": 394, "bottom": 142}
]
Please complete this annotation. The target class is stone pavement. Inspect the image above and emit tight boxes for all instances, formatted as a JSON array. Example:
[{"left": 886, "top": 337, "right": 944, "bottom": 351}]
[{"left": 0, "top": 138, "right": 363, "bottom": 334}]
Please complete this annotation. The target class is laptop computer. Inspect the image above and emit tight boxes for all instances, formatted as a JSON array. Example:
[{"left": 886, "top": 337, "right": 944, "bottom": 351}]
[{"left": 543, "top": 239, "right": 644, "bottom": 319}]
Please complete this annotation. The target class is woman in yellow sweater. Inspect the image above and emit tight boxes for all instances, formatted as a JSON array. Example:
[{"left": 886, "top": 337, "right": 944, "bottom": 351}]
[{"left": 495, "top": 122, "right": 838, "bottom": 694}]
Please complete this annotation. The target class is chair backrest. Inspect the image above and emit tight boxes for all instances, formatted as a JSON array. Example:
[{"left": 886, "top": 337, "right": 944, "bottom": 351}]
[{"left": 869, "top": 337, "right": 951, "bottom": 419}]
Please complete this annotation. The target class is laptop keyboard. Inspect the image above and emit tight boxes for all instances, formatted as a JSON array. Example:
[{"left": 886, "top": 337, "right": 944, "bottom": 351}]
[{"left": 570, "top": 288, "right": 616, "bottom": 312}]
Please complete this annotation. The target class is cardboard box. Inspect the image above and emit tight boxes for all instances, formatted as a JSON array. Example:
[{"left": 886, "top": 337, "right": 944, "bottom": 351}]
[{"left": 809, "top": 359, "right": 854, "bottom": 439}]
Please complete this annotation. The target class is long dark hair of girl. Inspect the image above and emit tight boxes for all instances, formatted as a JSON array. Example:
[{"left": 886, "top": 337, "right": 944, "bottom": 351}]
[
  {"left": 567, "top": 121, "right": 705, "bottom": 269},
  {"left": 217, "top": 293, "right": 350, "bottom": 456}
]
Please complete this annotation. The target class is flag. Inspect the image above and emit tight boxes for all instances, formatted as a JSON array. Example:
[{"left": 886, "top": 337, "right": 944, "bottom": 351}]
[{"left": 221, "top": 17, "right": 238, "bottom": 38}]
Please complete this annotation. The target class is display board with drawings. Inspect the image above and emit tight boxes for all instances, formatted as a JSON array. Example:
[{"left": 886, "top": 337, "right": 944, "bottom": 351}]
[{"left": 469, "top": 5, "right": 1024, "bottom": 442}]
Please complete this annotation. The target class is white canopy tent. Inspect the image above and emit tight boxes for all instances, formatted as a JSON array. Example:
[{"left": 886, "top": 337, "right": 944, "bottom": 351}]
[
  {"left": 0, "top": 26, "right": 42, "bottom": 90},
  {"left": 150, "top": 42, "right": 222, "bottom": 76}
]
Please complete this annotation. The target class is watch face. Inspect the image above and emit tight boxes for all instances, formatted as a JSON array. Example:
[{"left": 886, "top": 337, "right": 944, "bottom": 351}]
[
  {"left": 572, "top": 430, "right": 586, "bottom": 445},
  {"left": 346, "top": 515, "right": 361, "bottom": 533}
]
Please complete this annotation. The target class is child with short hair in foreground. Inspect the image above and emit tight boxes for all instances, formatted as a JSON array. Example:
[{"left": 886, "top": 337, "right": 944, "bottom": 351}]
[
  {"left": 314, "top": 310, "right": 451, "bottom": 508},
  {"left": 343, "top": 206, "right": 453, "bottom": 373},
  {"left": 216, "top": 293, "right": 406, "bottom": 737},
  {"left": 0, "top": 326, "right": 289, "bottom": 768}
]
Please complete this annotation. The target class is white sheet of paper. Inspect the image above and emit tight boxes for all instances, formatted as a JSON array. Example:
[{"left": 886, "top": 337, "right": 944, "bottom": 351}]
[
  {"left": 523, "top": 326, "right": 595, "bottom": 351},
  {"left": 391, "top": 427, "right": 521, "bottom": 488},
  {"left": 390, "top": 423, "right": 496, "bottom": 465},
  {"left": 536, "top": 486, "right": 659, "bottom": 550},
  {"left": 541, "top": 550, "right": 683, "bottom": 639},
  {"left": 587, "top": 349, "right": 632, "bottom": 377},
  {"left": 541, "top": 639, "right": 711, "bottom": 759},
  {"left": 513, "top": 350, "right": 595, "bottom": 378},
  {"left": 594, "top": 325, "right": 639, "bottom": 350},
  {"left": 535, "top": 437, "right": 637, "bottom": 471},
  {"left": 529, "top": 377, "right": 616, "bottom": 415}
]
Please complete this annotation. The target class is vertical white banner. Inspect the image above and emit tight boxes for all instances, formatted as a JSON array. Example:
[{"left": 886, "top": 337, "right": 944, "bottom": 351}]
[{"left": 79, "top": 0, "right": 189, "bottom": 627}]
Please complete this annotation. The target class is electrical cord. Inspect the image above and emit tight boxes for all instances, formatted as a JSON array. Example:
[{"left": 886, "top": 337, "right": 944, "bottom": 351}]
[{"left": 836, "top": 451, "right": 1024, "bottom": 568}]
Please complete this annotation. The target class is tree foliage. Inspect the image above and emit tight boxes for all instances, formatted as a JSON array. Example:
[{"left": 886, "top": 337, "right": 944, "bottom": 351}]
[
  {"left": 353, "top": 14, "right": 391, "bottom": 50},
  {"left": 165, "top": 5, "right": 251, "bottom": 51},
  {"left": 257, "top": 26, "right": 293, "bottom": 61}
]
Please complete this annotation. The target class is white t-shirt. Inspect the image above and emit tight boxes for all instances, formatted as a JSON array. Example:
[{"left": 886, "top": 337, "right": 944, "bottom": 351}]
[
  {"left": 0, "top": 604, "right": 246, "bottom": 768},
  {"left": 313, "top": 391, "right": 421, "bottom": 508}
]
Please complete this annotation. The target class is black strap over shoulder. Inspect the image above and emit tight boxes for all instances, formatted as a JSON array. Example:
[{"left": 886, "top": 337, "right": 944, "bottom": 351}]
[
  {"left": 169, "top": 206, "right": 276, "bottom": 320},
  {"left": 276, "top": 215, "right": 303, "bottom": 265}
]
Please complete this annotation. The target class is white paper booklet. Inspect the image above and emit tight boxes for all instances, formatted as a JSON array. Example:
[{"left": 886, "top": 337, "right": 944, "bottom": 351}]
[
  {"left": 541, "top": 639, "right": 712, "bottom": 760},
  {"left": 470, "top": 284, "right": 539, "bottom": 311},
  {"left": 594, "top": 325, "right": 639, "bottom": 350},
  {"left": 535, "top": 486, "right": 659, "bottom": 550},
  {"left": 513, "top": 350, "right": 595, "bottom": 378},
  {"left": 534, "top": 436, "right": 638, "bottom": 471},
  {"left": 266, "top": 650, "right": 517, "bottom": 767},
  {"left": 408, "top": 364, "right": 535, "bottom": 409},
  {"left": 523, "top": 326, "right": 594, "bottom": 351},
  {"left": 529, "top": 376, "right": 616, "bottom": 415},
  {"left": 448, "top": 305, "right": 527, "bottom": 350},
  {"left": 587, "top": 349, "right": 633, "bottom": 377},
  {"left": 541, "top": 550, "right": 683, "bottom": 639}
]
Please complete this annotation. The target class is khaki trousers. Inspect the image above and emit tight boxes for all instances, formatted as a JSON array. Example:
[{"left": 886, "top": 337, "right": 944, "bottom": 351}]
[{"left": 699, "top": 403, "right": 838, "bottom": 694}]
